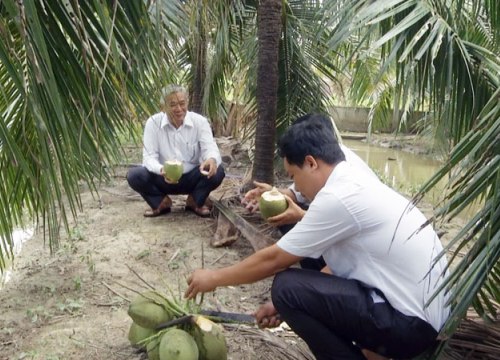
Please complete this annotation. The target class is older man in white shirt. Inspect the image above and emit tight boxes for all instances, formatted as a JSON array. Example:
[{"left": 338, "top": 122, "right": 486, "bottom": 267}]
[{"left": 127, "top": 85, "right": 225, "bottom": 217}]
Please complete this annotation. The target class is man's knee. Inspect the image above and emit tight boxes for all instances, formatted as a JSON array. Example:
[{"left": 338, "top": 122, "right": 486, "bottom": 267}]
[
  {"left": 271, "top": 269, "right": 300, "bottom": 307},
  {"left": 127, "top": 166, "right": 148, "bottom": 189},
  {"left": 213, "top": 165, "right": 225, "bottom": 186}
]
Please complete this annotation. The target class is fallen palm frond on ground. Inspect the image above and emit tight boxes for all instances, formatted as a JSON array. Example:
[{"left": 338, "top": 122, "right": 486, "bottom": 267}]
[
  {"left": 442, "top": 314, "right": 500, "bottom": 360},
  {"left": 224, "top": 323, "right": 315, "bottom": 360}
]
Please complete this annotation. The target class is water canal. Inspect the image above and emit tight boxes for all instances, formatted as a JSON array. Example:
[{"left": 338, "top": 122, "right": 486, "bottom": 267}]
[{"left": 343, "top": 138, "right": 447, "bottom": 204}]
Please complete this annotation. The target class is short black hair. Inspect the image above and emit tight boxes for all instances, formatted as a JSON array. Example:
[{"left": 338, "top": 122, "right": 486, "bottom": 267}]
[
  {"left": 278, "top": 113, "right": 346, "bottom": 167},
  {"left": 293, "top": 113, "right": 335, "bottom": 134}
]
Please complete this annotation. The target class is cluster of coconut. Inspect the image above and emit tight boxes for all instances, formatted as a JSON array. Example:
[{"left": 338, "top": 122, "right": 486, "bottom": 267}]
[{"left": 127, "top": 290, "right": 227, "bottom": 360}]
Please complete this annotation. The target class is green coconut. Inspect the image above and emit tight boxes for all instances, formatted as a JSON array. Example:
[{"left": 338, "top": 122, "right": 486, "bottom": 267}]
[
  {"left": 259, "top": 187, "right": 288, "bottom": 220},
  {"left": 128, "top": 321, "right": 156, "bottom": 349},
  {"left": 163, "top": 160, "right": 183, "bottom": 183},
  {"left": 128, "top": 291, "right": 173, "bottom": 329},
  {"left": 147, "top": 335, "right": 161, "bottom": 360},
  {"left": 159, "top": 328, "right": 199, "bottom": 360},
  {"left": 189, "top": 315, "right": 227, "bottom": 360}
]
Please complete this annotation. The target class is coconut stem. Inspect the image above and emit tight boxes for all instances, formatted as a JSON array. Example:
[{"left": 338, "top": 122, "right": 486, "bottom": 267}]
[{"left": 156, "top": 315, "right": 194, "bottom": 331}]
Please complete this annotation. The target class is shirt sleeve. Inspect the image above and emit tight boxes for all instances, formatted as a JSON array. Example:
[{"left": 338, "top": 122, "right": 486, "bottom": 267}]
[
  {"left": 198, "top": 117, "right": 222, "bottom": 166},
  {"left": 277, "top": 192, "right": 360, "bottom": 258},
  {"left": 142, "top": 116, "right": 163, "bottom": 175}
]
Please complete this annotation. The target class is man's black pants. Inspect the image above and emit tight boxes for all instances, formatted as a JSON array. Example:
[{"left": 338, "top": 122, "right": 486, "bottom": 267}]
[
  {"left": 127, "top": 165, "right": 225, "bottom": 209},
  {"left": 272, "top": 268, "right": 438, "bottom": 360}
]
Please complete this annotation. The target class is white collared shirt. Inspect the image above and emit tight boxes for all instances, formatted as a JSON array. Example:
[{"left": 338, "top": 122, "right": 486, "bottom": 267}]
[
  {"left": 278, "top": 161, "right": 450, "bottom": 331},
  {"left": 142, "top": 111, "right": 222, "bottom": 174}
]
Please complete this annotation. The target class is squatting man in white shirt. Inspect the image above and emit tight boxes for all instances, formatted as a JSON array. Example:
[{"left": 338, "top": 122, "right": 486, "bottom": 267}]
[
  {"left": 127, "top": 85, "right": 225, "bottom": 218},
  {"left": 185, "top": 114, "right": 450, "bottom": 360}
]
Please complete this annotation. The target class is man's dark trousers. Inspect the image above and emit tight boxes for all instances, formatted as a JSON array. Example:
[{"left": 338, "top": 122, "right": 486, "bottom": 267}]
[
  {"left": 127, "top": 165, "right": 225, "bottom": 209},
  {"left": 272, "top": 268, "right": 438, "bottom": 360}
]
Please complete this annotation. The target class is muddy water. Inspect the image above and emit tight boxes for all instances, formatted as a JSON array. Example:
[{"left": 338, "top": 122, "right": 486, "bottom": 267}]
[{"left": 343, "top": 139, "right": 447, "bottom": 204}]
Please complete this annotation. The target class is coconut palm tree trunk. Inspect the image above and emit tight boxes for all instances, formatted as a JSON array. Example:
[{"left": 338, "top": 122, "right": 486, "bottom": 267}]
[
  {"left": 190, "top": 0, "right": 206, "bottom": 114},
  {"left": 252, "top": 0, "right": 282, "bottom": 184}
]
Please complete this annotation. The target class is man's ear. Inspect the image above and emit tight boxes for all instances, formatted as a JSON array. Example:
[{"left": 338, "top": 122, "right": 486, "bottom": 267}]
[{"left": 304, "top": 155, "right": 318, "bottom": 170}]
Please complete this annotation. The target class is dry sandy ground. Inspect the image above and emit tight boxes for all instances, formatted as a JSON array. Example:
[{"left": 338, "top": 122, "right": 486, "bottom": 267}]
[{"left": 0, "top": 160, "right": 317, "bottom": 360}]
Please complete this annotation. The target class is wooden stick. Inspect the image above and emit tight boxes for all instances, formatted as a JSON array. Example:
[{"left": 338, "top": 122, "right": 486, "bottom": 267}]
[
  {"left": 168, "top": 249, "right": 180, "bottom": 264},
  {"left": 126, "top": 264, "right": 156, "bottom": 290},
  {"left": 210, "top": 251, "right": 228, "bottom": 265},
  {"left": 101, "top": 281, "right": 130, "bottom": 302}
]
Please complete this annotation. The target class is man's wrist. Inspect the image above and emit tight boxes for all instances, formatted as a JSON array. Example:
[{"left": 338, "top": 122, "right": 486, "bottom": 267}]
[{"left": 211, "top": 268, "right": 225, "bottom": 288}]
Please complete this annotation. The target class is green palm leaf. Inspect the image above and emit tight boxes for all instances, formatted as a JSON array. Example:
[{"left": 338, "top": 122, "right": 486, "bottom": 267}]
[{"left": 0, "top": 0, "right": 183, "bottom": 270}]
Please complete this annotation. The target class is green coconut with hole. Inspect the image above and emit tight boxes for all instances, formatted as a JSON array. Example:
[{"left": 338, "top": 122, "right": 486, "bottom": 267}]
[
  {"left": 259, "top": 187, "right": 288, "bottom": 220},
  {"left": 163, "top": 160, "right": 183, "bottom": 183},
  {"left": 128, "top": 291, "right": 174, "bottom": 329},
  {"left": 159, "top": 328, "right": 199, "bottom": 360},
  {"left": 189, "top": 315, "right": 227, "bottom": 360}
]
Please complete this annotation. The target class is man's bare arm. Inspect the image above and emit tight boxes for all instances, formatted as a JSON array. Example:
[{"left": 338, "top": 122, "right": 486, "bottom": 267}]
[{"left": 185, "top": 245, "right": 301, "bottom": 299}]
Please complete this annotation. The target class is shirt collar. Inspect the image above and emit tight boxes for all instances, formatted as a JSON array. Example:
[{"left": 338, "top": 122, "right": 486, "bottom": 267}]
[
  {"left": 160, "top": 111, "right": 194, "bottom": 129},
  {"left": 328, "top": 160, "right": 348, "bottom": 184}
]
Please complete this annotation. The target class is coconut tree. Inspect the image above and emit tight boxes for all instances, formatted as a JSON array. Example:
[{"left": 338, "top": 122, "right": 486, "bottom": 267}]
[
  {"left": 320, "top": 0, "right": 500, "bottom": 349},
  {"left": 177, "top": 0, "right": 248, "bottom": 121},
  {"left": 173, "top": 0, "right": 340, "bottom": 183},
  {"left": 0, "top": 0, "right": 185, "bottom": 270},
  {"left": 251, "top": 0, "right": 282, "bottom": 184},
  {"left": 247, "top": 0, "right": 341, "bottom": 183},
  {"left": 179, "top": 0, "right": 207, "bottom": 114}
]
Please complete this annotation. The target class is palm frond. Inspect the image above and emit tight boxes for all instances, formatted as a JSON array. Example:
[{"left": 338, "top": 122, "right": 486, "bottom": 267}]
[{"left": 0, "top": 0, "right": 183, "bottom": 270}]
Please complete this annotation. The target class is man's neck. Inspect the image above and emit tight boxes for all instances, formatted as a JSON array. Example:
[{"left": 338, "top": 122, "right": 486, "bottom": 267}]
[
  {"left": 167, "top": 114, "right": 184, "bottom": 129},
  {"left": 316, "top": 159, "right": 336, "bottom": 181},
  {"left": 170, "top": 119, "right": 183, "bottom": 128}
]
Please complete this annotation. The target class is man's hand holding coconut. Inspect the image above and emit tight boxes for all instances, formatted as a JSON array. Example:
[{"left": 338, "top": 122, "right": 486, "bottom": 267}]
[
  {"left": 263, "top": 194, "right": 305, "bottom": 227},
  {"left": 243, "top": 181, "right": 325, "bottom": 271},
  {"left": 242, "top": 181, "right": 305, "bottom": 226},
  {"left": 127, "top": 85, "right": 225, "bottom": 218},
  {"left": 162, "top": 159, "right": 184, "bottom": 184}
]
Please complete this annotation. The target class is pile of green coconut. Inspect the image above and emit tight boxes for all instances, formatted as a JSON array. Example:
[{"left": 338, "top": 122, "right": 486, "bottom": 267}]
[
  {"left": 127, "top": 290, "right": 227, "bottom": 360},
  {"left": 126, "top": 188, "right": 290, "bottom": 359}
]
